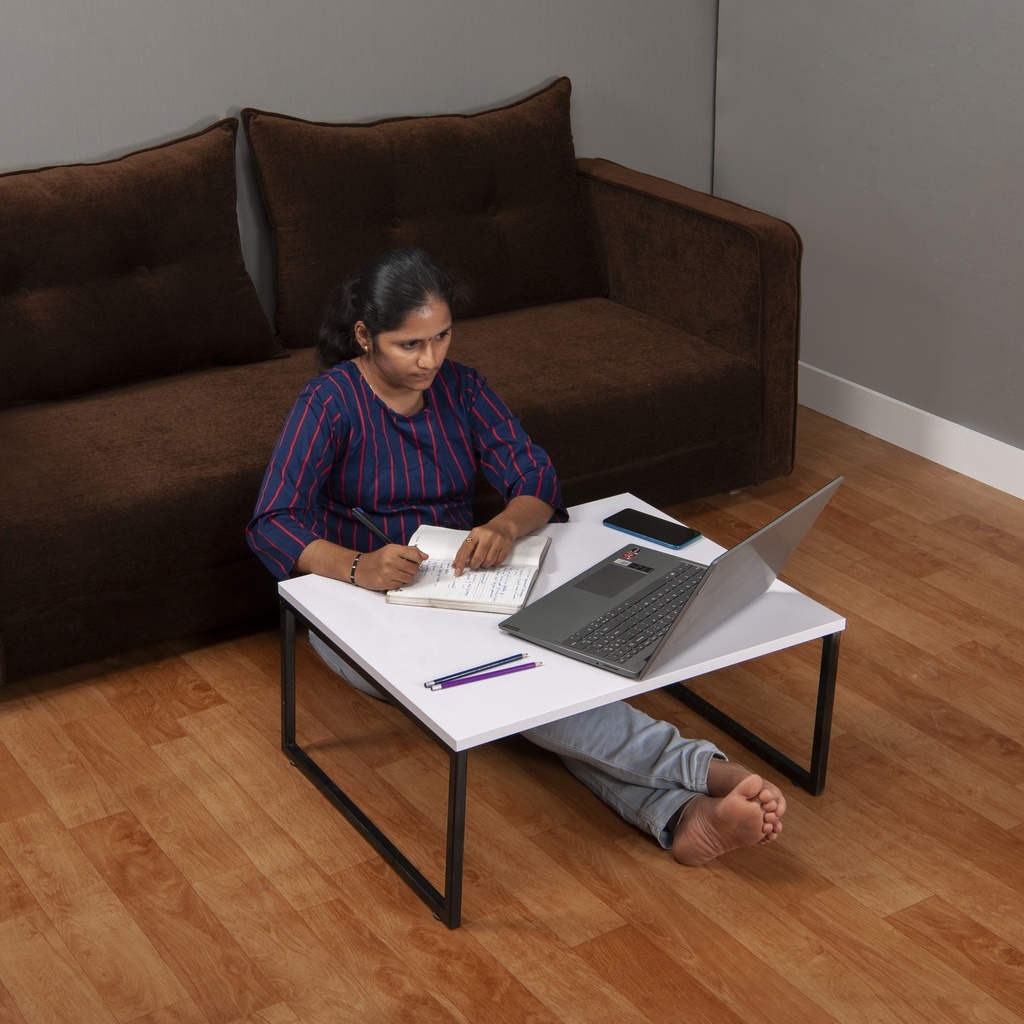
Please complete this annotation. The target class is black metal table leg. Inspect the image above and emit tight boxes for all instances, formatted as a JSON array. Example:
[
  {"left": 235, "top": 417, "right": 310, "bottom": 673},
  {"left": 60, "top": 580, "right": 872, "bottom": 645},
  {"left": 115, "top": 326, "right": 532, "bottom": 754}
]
[
  {"left": 281, "top": 601, "right": 297, "bottom": 748},
  {"left": 667, "top": 631, "right": 842, "bottom": 795},
  {"left": 279, "top": 599, "right": 468, "bottom": 927},
  {"left": 806, "top": 631, "right": 841, "bottom": 795},
  {"left": 442, "top": 750, "right": 468, "bottom": 928}
]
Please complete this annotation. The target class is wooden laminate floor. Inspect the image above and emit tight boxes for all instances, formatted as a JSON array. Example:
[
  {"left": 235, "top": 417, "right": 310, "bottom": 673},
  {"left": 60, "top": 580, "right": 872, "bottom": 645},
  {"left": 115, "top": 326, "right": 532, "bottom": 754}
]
[{"left": 2, "top": 407, "right": 1024, "bottom": 1024}]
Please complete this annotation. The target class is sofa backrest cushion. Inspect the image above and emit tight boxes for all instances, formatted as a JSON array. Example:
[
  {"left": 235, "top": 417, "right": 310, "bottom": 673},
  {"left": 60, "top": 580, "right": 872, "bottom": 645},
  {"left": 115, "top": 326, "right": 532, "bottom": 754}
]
[
  {"left": 0, "top": 118, "right": 278, "bottom": 408},
  {"left": 242, "top": 77, "right": 604, "bottom": 349}
]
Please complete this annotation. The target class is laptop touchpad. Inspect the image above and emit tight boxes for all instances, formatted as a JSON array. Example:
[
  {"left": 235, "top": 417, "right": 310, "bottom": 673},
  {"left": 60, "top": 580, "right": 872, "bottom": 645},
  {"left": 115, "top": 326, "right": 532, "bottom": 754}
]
[{"left": 575, "top": 565, "right": 639, "bottom": 598}]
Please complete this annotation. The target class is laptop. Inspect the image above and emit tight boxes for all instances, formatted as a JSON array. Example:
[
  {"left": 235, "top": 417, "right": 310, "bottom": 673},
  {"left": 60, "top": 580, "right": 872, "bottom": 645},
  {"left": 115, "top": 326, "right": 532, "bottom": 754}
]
[{"left": 499, "top": 477, "right": 842, "bottom": 679}]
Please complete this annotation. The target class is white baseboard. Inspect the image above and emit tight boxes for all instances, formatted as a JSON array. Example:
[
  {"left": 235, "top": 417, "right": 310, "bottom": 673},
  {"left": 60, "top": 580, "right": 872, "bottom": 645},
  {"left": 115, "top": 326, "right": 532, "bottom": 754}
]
[{"left": 798, "top": 363, "right": 1024, "bottom": 502}]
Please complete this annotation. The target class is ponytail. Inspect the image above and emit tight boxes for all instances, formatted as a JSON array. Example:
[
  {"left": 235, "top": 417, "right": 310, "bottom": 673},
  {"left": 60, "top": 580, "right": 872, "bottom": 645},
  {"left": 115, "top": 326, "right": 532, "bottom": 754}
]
[{"left": 315, "top": 248, "right": 463, "bottom": 370}]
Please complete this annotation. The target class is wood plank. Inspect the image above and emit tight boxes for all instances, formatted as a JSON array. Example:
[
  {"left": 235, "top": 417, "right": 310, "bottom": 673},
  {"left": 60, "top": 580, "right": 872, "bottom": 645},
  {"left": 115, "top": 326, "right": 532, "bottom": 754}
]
[
  {"left": 754, "top": 794, "right": 930, "bottom": 918},
  {"left": 193, "top": 864, "right": 389, "bottom": 1024},
  {"left": 376, "top": 752, "right": 626, "bottom": 947},
  {"left": 127, "top": 999, "right": 218, "bottom": 1024},
  {"left": 821, "top": 732, "right": 1024, "bottom": 909},
  {"left": 335, "top": 745, "right": 532, "bottom": 924},
  {"left": 848, "top": 554, "right": 1024, "bottom": 662},
  {"left": 950, "top": 675, "right": 1024, "bottom": 748},
  {"left": 868, "top": 454, "right": 1024, "bottom": 531},
  {"left": 839, "top": 650, "right": 1024, "bottom": 789},
  {"left": 823, "top": 685, "right": 1021, "bottom": 830},
  {"left": 787, "top": 886, "right": 1021, "bottom": 1024},
  {"left": 887, "top": 896, "right": 1024, "bottom": 1019},
  {"left": 925, "top": 567, "right": 1024, "bottom": 647},
  {"left": 814, "top": 780, "right": 1024, "bottom": 952},
  {"left": 302, "top": 899, "right": 466, "bottom": 1024},
  {"left": 24, "top": 662, "right": 119, "bottom": 723},
  {"left": 0, "top": 809, "right": 188, "bottom": 1021},
  {"left": 170, "top": 641, "right": 282, "bottom": 744},
  {"left": 785, "top": 553, "right": 968, "bottom": 656},
  {"left": 63, "top": 711, "right": 249, "bottom": 881},
  {"left": 0, "top": 739, "right": 47, "bottom": 824},
  {"left": 179, "top": 701, "right": 404, "bottom": 876},
  {"left": 472, "top": 908, "right": 656, "bottom": 1024},
  {"left": 0, "top": 978, "right": 29, "bottom": 1024},
  {"left": 874, "top": 511, "right": 1024, "bottom": 601},
  {"left": 120, "top": 648, "right": 228, "bottom": 721},
  {"left": 330, "top": 859, "right": 563, "bottom": 1024},
  {"left": 468, "top": 737, "right": 588, "bottom": 838},
  {"left": 90, "top": 671, "right": 190, "bottom": 747},
  {"left": 0, "top": 910, "right": 117, "bottom": 1024},
  {"left": 0, "top": 692, "right": 126, "bottom": 829},
  {"left": 573, "top": 922, "right": 747, "bottom": 1023},
  {"left": 153, "top": 733, "right": 341, "bottom": 912},
  {"left": 536, "top": 816, "right": 837, "bottom": 1021},
  {"left": 0, "top": 845, "right": 38, "bottom": 924},
  {"left": 72, "top": 811, "right": 278, "bottom": 1024},
  {"left": 292, "top": 648, "right": 448, "bottom": 774}
]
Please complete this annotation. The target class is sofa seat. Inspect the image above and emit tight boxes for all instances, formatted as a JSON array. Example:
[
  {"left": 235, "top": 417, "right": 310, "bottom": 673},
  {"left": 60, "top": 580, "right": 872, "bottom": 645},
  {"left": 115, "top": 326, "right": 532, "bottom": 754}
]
[
  {"left": 458, "top": 299, "right": 762, "bottom": 511},
  {"left": 0, "top": 292, "right": 761, "bottom": 682},
  {"left": 0, "top": 355, "right": 317, "bottom": 681}
]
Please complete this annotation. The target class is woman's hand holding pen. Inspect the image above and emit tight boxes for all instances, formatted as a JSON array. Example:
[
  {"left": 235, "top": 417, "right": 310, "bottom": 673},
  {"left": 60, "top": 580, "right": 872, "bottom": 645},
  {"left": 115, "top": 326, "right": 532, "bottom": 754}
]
[
  {"left": 355, "top": 545, "right": 428, "bottom": 590},
  {"left": 295, "top": 537, "right": 425, "bottom": 590},
  {"left": 345, "top": 506, "right": 426, "bottom": 589}
]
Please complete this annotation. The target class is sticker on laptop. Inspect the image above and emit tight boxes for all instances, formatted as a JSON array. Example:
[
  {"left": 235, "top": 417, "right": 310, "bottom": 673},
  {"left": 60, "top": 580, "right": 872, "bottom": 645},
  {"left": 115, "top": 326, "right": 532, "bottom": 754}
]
[{"left": 614, "top": 548, "right": 655, "bottom": 573}]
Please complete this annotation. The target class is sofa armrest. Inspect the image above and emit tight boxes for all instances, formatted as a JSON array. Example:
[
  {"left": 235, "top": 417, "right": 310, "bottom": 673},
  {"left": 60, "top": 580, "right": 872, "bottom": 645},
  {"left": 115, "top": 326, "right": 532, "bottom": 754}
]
[{"left": 576, "top": 157, "right": 802, "bottom": 481}]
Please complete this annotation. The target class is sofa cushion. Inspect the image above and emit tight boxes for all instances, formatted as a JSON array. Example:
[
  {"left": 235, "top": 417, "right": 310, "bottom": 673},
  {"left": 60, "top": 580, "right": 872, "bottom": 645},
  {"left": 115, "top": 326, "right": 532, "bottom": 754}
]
[
  {"left": 242, "top": 77, "right": 604, "bottom": 348},
  {"left": 454, "top": 299, "right": 763, "bottom": 506},
  {"left": 0, "top": 118, "right": 278, "bottom": 408},
  {"left": 0, "top": 355, "right": 319, "bottom": 654}
]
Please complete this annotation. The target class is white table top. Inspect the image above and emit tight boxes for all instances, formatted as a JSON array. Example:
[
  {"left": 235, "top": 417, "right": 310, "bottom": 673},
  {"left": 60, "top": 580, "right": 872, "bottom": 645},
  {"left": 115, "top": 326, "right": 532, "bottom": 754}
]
[{"left": 279, "top": 493, "right": 846, "bottom": 751}]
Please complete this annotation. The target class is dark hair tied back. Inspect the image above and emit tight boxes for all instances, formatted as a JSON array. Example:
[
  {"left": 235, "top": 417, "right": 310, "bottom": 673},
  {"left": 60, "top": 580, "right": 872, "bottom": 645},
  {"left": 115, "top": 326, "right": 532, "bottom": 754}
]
[{"left": 316, "top": 248, "right": 463, "bottom": 370}]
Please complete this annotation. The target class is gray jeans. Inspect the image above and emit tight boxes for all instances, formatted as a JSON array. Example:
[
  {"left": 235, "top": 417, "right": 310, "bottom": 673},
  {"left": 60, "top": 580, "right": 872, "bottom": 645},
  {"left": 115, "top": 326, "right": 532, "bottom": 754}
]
[{"left": 309, "top": 631, "right": 724, "bottom": 849}]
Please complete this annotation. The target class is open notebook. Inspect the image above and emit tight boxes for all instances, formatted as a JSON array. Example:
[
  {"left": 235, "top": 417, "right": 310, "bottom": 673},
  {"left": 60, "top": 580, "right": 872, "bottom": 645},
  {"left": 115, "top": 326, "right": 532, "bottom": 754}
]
[{"left": 386, "top": 525, "right": 551, "bottom": 614}]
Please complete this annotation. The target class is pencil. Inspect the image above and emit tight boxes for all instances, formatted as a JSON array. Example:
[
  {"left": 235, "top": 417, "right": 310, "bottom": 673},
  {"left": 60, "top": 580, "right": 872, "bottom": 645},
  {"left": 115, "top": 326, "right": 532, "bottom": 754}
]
[
  {"left": 430, "top": 661, "right": 542, "bottom": 690},
  {"left": 424, "top": 652, "right": 527, "bottom": 687}
]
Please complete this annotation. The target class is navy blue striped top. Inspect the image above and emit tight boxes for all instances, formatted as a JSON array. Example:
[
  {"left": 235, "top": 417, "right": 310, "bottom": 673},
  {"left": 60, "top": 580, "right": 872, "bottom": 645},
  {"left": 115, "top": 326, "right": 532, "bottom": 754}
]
[{"left": 247, "top": 359, "right": 566, "bottom": 580}]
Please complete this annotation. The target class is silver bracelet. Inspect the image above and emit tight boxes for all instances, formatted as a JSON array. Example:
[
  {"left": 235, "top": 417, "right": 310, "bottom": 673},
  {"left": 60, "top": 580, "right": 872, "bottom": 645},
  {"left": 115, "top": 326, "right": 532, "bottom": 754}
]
[{"left": 349, "top": 552, "right": 362, "bottom": 586}]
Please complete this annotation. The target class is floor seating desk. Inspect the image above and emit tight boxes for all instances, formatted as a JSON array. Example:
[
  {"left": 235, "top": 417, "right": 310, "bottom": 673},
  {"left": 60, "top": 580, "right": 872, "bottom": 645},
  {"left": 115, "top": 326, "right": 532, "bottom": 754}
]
[{"left": 278, "top": 493, "right": 845, "bottom": 928}]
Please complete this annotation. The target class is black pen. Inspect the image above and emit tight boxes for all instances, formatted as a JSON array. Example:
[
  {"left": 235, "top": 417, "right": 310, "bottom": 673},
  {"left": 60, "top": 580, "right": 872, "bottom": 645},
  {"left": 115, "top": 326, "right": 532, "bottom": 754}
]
[{"left": 352, "top": 507, "right": 393, "bottom": 546}]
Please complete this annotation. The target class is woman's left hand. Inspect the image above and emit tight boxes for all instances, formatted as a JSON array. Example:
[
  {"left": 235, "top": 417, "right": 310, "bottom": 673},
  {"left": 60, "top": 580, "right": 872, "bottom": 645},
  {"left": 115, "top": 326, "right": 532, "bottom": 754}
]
[
  {"left": 452, "top": 521, "right": 516, "bottom": 577},
  {"left": 451, "top": 497, "right": 556, "bottom": 577}
]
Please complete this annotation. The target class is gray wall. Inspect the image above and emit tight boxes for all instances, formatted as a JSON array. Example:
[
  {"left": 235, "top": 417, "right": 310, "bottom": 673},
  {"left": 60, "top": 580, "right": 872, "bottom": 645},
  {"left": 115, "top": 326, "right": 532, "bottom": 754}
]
[
  {"left": 714, "top": 1, "right": 1024, "bottom": 451},
  {"left": 1, "top": 0, "right": 718, "bottom": 312}
]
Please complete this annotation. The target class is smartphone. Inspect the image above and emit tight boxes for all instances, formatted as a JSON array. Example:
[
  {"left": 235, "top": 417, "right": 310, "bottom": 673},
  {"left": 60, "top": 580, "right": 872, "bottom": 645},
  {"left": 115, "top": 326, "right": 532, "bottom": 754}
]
[{"left": 602, "top": 508, "right": 701, "bottom": 549}]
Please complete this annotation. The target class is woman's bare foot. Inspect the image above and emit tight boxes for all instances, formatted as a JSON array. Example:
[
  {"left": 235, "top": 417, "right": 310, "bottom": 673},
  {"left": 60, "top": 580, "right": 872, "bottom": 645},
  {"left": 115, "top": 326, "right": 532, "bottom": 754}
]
[
  {"left": 671, "top": 774, "right": 776, "bottom": 865},
  {"left": 707, "top": 759, "right": 786, "bottom": 844}
]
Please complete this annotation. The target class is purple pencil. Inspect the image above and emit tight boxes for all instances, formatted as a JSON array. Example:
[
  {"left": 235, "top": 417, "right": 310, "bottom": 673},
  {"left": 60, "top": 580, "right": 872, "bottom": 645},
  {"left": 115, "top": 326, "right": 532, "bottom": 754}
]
[{"left": 430, "top": 661, "right": 542, "bottom": 690}]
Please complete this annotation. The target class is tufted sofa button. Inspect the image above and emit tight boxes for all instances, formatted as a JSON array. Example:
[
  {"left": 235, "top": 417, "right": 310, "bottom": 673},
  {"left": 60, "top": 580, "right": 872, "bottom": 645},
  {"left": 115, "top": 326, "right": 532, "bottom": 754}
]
[
  {"left": 136, "top": 266, "right": 150, "bottom": 277},
  {"left": 391, "top": 216, "right": 402, "bottom": 229}
]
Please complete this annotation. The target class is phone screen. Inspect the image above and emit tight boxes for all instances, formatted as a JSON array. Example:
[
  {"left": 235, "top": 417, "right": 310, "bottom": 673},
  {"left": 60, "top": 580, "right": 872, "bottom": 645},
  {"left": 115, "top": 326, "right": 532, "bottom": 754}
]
[{"left": 602, "top": 508, "right": 701, "bottom": 549}]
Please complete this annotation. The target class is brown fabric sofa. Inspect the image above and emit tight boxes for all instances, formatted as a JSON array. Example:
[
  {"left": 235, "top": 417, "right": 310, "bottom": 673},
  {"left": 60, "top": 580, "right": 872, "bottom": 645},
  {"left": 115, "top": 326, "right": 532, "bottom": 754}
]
[{"left": 0, "top": 77, "right": 801, "bottom": 685}]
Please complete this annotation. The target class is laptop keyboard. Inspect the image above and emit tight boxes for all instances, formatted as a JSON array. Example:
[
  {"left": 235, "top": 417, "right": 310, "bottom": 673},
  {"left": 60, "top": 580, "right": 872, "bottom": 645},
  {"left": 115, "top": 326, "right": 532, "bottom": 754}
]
[{"left": 562, "top": 563, "right": 707, "bottom": 664}]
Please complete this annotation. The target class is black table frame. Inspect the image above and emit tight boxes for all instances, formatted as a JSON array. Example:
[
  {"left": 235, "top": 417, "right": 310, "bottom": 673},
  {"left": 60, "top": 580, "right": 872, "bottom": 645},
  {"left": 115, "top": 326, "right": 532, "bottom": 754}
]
[
  {"left": 668, "top": 631, "right": 842, "bottom": 796},
  {"left": 280, "top": 596, "right": 842, "bottom": 928},
  {"left": 280, "top": 602, "right": 466, "bottom": 928}
]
